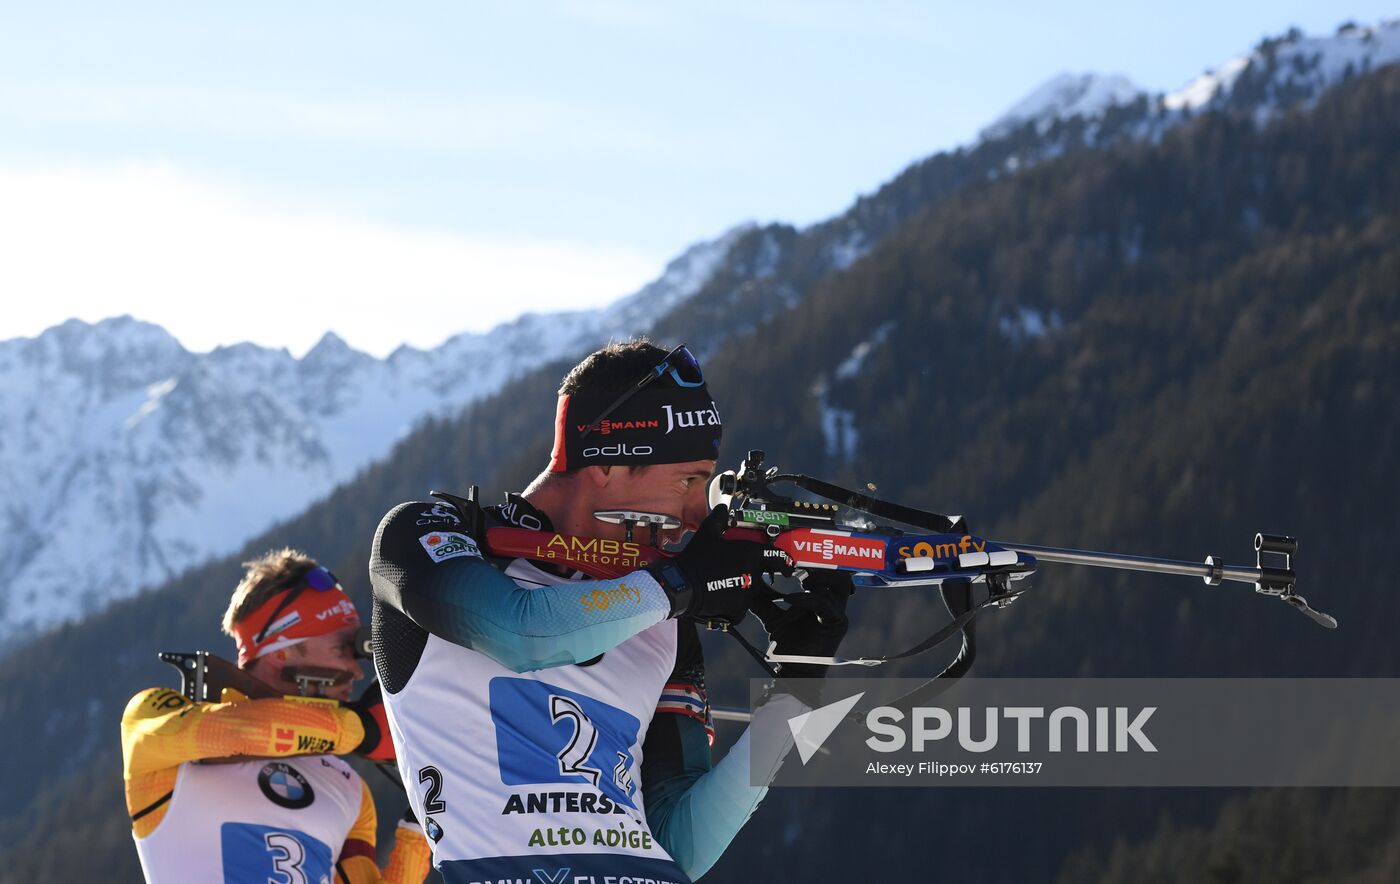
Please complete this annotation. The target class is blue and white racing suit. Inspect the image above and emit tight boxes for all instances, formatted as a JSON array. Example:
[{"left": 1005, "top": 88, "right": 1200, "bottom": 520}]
[{"left": 369, "top": 494, "right": 801, "bottom": 884}]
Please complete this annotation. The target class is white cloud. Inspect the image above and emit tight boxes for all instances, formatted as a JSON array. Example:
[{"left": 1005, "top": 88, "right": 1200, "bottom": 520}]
[{"left": 0, "top": 161, "right": 661, "bottom": 356}]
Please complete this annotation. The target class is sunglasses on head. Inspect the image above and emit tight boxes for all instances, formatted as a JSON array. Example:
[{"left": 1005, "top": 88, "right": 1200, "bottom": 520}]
[
  {"left": 578, "top": 344, "right": 704, "bottom": 440},
  {"left": 252, "top": 565, "right": 341, "bottom": 646}
]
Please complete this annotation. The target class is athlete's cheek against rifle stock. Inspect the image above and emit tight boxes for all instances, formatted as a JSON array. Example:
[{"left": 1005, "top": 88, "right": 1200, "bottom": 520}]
[
  {"left": 257, "top": 627, "right": 362, "bottom": 701},
  {"left": 592, "top": 459, "right": 716, "bottom": 546}
]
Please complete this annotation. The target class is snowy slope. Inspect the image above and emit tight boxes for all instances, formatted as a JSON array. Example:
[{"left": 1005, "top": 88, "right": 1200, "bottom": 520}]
[
  {"left": 813, "top": 18, "right": 1400, "bottom": 466},
  {"left": 5, "top": 18, "right": 1396, "bottom": 647},
  {"left": 1164, "top": 21, "right": 1400, "bottom": 112},
  {"left": 981, "top": 72, "right": 1143, "bottom": 141},
  {"left": 982, "top": 19, "right": 1400, "bottom": 146},
  {"left": 0, "top": 225, "right": 749, "bottom": 646}
]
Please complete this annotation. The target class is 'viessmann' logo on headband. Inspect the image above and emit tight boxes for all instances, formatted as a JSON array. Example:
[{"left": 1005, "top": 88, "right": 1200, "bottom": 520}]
[
  {"left": 314, "top": 598, "right": 357, "bottom": 622},
  {"left": 575, "top": 419, "right": 661, "bottom": 436}
]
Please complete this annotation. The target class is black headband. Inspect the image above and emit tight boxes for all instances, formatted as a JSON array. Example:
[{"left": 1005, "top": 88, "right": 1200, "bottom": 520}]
[{"left": 549, "top": 383, "right": 722, "bottom": 472}]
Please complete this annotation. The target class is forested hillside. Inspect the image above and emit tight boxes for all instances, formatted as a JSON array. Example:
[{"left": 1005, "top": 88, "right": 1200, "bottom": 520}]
[
  {"left": 701, "top": 61, "right": 1400, "bottom": 884},
  {"left": 2, "top": 61, "right": 1396, "bottom": 884}
]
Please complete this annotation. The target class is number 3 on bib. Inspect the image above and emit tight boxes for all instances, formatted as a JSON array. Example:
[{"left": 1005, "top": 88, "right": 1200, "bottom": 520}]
[{"left": 264, "top": 831, "right": 309, "bottom": 884}]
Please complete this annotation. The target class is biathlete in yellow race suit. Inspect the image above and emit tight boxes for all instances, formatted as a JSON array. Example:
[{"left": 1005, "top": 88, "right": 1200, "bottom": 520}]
[{"left": 120, "top": 563, "right": 432, "bottom": 884}]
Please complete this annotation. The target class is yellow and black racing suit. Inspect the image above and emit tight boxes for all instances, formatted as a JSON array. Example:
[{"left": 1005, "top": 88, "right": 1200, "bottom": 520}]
[{"left": 121, "top": 686, "right": 432, "bottom": 883}]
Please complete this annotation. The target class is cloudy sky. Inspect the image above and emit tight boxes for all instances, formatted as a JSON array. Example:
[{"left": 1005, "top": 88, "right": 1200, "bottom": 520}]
[{"left": 1, "top": 1, "right": 1392, "bottom": 356}]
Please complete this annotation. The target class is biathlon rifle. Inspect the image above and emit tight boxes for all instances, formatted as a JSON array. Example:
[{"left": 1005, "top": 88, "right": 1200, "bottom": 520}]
[
  {"left": 159, "top": 629, "right": 373, "bottom": 703},
  {"left": 158, "top": 635, "right": 403, "bottom": 780},
  {"left": 697, "top": 449, "right": 1335, "bottom": 679},
  {"left": 446, "top": 448, "right": 1334, "bottom": 688}
]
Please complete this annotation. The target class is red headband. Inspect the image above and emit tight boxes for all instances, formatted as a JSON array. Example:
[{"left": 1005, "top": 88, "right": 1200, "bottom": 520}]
[{"left": 232, "top": 584, "right": 359, "bottom": 666}]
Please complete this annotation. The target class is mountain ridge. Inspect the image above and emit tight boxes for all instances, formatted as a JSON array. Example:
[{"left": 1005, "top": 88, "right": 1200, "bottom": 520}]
[
  {"left": 0, "top": 224, "right": 752, "bottom": 646},
  {"left": 2, "top": 16, "right": 1392, "bottom": 651},
  {"left": 0, "top": 37, "right": 1397, "bottom": 884},
  {"left": 981, "top": 18, "right": 1400, "bottom": 144}
]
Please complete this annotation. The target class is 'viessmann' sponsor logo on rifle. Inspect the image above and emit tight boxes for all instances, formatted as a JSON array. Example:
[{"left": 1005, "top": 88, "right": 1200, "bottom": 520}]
[
  {"left": 575, "top": 418, "right": 661, "bottom": 436},
  {"left": 662, "top": 401, "right": 721, "bottom": 434},
  {"left": 789, "top": 536, "right": 885, "bottom": 566},
  {"left": 580, "top": 583, "right": 642, "bottom": 612},
  {"left": 896, "top": 535, "right": 988, "bottom": 560},
  {"left": 705, "top": 574, "right": 752, "bottom": 592}
]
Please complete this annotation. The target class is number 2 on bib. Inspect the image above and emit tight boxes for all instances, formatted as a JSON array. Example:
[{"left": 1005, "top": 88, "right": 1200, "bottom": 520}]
[{"left": 549, "top": 695, "right": 602, "bottom": 786}]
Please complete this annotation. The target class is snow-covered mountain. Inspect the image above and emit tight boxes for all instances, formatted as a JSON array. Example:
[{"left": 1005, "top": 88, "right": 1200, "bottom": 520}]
[
  {"left": 982, "top": 19, "right": 1400, "bottom": 149},
  {"left": 1163, "top": 20, "right": 1400, "bottom": 113},
  {"left": 980, "top": 72, "right": 1143, "bottom": 141},
  {"left": 0, "top": 225, "right": 748, "bottom": 646},
  {"left": 813, "top": 20, "right": 1400, "bottom": 467},
  {"left": 4, "top": 18, "right": 1396, "bottom": 649}
]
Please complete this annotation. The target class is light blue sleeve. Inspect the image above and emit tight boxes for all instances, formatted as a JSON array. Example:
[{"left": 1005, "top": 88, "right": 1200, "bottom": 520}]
[
  {"left": 371, "top": 502, "right": 672, "bottom": 672},
  {"left": 643, "top": 694, "right": 805, "bottom": 879},
  {"left": 403, "top": 557, "right": 670, "bottom": 672}
]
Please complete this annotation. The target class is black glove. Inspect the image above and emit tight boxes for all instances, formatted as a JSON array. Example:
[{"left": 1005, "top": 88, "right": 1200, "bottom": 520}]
[
  {"left": 646, "top": 504, "right": 790, "bottom": 625},
  {"left": 345, "top": 680, "right": 395, "bottom": 761},
  {"left": 751, "top": 570, "right": 853, "bottom": 689}
]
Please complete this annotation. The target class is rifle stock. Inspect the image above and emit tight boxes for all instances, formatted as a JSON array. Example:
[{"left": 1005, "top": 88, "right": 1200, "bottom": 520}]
[{"left": 159, "top": 651, "right": 281, "bottom": 702}]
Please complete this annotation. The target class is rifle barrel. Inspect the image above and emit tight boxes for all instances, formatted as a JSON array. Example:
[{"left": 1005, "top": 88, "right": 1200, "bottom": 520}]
[
  {"left": 711, "top": 707, "right": 754, "bottom": 723},
  {"left": 996, "top": 542, "right": 1260, "bottom": 586}
]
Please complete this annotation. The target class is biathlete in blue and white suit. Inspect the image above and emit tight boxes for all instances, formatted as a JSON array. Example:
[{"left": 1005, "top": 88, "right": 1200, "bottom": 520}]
[{"left": 368, "top": 340, "right": 851, "bottom": 883}]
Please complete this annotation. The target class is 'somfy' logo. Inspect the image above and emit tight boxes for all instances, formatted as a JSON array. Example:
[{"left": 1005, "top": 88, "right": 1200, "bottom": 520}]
[{"left": 580, "top": 583, "right": 642, "bottom": 612}]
